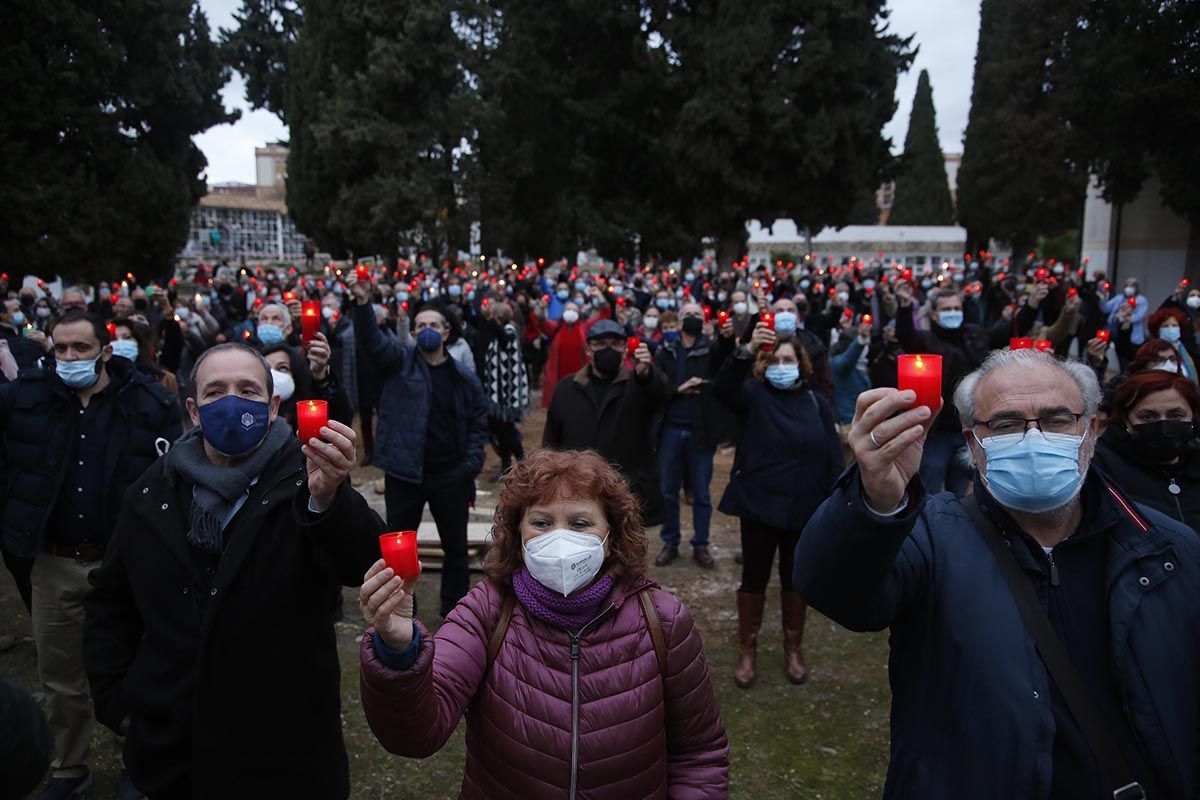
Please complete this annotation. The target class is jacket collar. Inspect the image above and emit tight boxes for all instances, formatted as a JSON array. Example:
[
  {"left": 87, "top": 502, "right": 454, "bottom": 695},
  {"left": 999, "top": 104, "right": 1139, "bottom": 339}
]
[{"left": 572, "top": 364, "right": 630, "bottom": 386}]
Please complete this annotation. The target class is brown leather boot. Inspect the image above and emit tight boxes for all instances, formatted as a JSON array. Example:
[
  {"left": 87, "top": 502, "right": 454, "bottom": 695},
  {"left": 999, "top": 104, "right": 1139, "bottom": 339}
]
[
  {"left": 734, "top": 591, "right": 765, "bottom": 688},
  {"left": 781, "top": 591, "right": 810, "bottom": 685}
]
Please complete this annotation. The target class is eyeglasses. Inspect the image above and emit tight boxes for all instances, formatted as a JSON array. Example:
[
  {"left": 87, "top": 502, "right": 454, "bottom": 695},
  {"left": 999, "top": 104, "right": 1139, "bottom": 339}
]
[{"left": 975, "top": 413, "right": 1085, "bottom": 437}]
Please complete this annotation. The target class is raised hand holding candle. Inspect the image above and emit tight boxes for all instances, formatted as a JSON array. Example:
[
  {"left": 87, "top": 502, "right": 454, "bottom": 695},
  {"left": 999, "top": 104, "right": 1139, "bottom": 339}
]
[
  {"left": 626, "top": 335, "right": 641, "bottom": 356},
  {"left": 897, "top": 354, "right": 942, "bottom": 411},
  {"left": 301, "top": 301, "right": 321, "bottom": 344},
  {"left": 379, "top": 531, "right": 420, "bottom": 580},
  {"left": 296, "top": 399, "right": 328, "bottom": 443},
  {"left": 759, "top": 311, "right": 775, "bottom": 352}
]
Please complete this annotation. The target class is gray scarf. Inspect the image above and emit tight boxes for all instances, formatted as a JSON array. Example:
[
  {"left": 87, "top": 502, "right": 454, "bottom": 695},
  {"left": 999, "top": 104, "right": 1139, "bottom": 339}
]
[{"left": 165, "top": 419, "right": 293, "bottom": 555}]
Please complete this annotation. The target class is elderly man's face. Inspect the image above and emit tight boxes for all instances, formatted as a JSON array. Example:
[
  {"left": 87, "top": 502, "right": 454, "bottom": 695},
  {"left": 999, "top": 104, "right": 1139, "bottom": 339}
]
[
  {"left": 966, "top": 363, "right": 1096, "bottom": 473},
  {"left": 256, "top": 303, "right": 291, "bottom": 333},
  {"left": 60, "top": 291, "right": 87, "bottom": 312}
]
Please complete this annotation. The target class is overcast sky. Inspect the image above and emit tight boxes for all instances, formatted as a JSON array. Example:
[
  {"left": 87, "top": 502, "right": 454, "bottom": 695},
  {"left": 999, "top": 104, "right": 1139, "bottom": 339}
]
[{"left": 195, "top": 0, "right": 980, "bottom": 184}]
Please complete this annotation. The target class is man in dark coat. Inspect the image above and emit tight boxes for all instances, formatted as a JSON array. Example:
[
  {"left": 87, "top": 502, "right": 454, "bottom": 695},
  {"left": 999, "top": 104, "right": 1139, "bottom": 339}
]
[
  {"left": 349, "top": 277, "right": 489, "bottom": 617},
  {"left": 543, "top": 319, "right": 671, "bottom": 526},
  {"left": 796, "top": 349, "right": 1200, "bottom": 799},
  {"left": 893, "top": 283, "right": 1011, "bottom": 495},
  {"left": 84, "top": 343, "right": 382, "bottom": 799},
  {"left": 651, "top": 302, "right": 733, "bottom": 568},
  {"left": 0, "top": 310, "right": 180, "bottom": 798}
]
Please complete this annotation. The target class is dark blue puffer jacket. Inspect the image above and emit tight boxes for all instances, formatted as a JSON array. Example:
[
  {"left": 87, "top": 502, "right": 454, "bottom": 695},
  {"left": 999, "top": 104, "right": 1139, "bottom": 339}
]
[{"left": 352, "top": 303, "right": 488, "bottom": 484}]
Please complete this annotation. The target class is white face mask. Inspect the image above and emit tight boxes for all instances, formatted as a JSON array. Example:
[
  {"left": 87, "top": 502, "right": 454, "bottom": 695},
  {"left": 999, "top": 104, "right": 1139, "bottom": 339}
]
[
  {"left": 733, "top": 301, "right": 748, "bottom": 315},
  {"left": 271, "top": 368, "right": 295, "bottom": 401},
  {"left": 1188, "top": 296, "right": 1200, "bottom": 310},
  {"left": 523, "top": 529, "right": 607, "bottom": 597},
  {"left": 643, "top": 315, "right": 659, "bottom": 330},
  {"left": 1152, "top": 360, "right": 1180, "bottom": 374},
  {"left": 1124, "top": 286, "right": 1137, "bottom": 297},
  {"left": 562, "top": 309, "right": 579, "bottom": 324}
]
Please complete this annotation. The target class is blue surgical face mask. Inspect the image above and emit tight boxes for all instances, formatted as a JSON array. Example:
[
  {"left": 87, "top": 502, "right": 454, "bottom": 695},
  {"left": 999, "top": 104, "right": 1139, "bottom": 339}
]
[
  {"left": 257, "top": 323, "right": 285, "bottom": 345},
  {"left": 448, "top": 284, "right": 462, "bottom": 297},
  {"left": 574, "top": 281, "right": 586, "bottom": 292},
  {"left": 655, "top": 299, "right": 670, "bottom": 310},
  {"left": 765, "top": 363, "right": 800, "bottom": 389},
  {"left": 197, "top": 395, "right": 271, "bottom": 457},
  {"left": 556, "top": 289, "right": 570, "bottom": 300},
  {"left": 56, "top": 356, "right": 102, "bottom": 389},
  {"left": 416, "top": 327, "right": 443, "bottom": 353},
  {"left": 1160, "top": 325, "right": 1181, "bottom": 343},
  {"left": 110, "top": 339, "right": 139, "bottom": 361},
  {"left": 397, "top": 291, "right": 409, "bottom": 301},
  {"left": 774, "top": 311, "right": 798, "bottom": 334},
  {"left": 937, "top": 310, "right": 964, "bottom": 329},
  {"left": 11, "top": 311, "right": 25, "bottom": 327},
  {"left": 976, "top": 428, "right": 1087, "bottom": 513}
]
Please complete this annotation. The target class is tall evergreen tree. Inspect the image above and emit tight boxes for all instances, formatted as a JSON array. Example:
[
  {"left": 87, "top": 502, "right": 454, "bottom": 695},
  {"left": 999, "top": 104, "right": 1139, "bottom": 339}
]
[
  {"left": 221, "top": 0, "right": 300, "bottom": 122},
  {"left": 0, "top": 0, "right": 235, "bottom": 284},
  {"left": 651, "top": 0, "right": 914, "bottom": 262},
  {"left": 285, "top": 0, "right": 469, "bottom": 259},
  {"left": 956, "top": 0, "right": 1086, "bottom": 257},
  {"left": 888, "top": 70, "right": 955, "bottom": 226}
]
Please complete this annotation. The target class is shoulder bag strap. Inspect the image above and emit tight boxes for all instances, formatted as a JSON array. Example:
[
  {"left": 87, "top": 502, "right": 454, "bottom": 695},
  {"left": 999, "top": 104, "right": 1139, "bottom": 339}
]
[
  {"left": 485, "top": 587, "right": 517, "bottom": 671},
  {"left": 962, "top": 496, "right": 1145, "bottom": 800},
  {"left": 637, "top": 589, "right": 668, "bottom": 682}
]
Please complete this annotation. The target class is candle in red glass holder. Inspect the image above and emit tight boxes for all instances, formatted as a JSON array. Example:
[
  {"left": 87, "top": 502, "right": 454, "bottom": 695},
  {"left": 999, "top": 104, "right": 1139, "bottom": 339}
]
[
  {"left": 718, "top": 310, "right": 730, "bottom": 326},
  {"left": 627, "top": 336, "right": 641, "bottom": 356},
  {"left": 862, "top": 313, "right": 873, "bottom": 325},
  {"left": 301, "top": 301, "right": 320, "bottom": 344},
  {"left": 356, "top": 264, "right": 370, "bottom": 282},
  {"left": 1127, "top": 296, "right": 1137, "bottom": 308},
  {"left": 1035, "top": 339, "right": 1054, "bottom": 352},
  {"left": 283, "top": 290, "right": 296, "bottom": 302},
  {"left": 897, "top": 354, "right": 942, "bottom": 411},
  {"left": 1010, "top": 338, "right": 1035, "bottom": 350},
  {"left": 1096, "top": 329, "right": 1111, "bottom": 343},
  {"left": 1068, "top": 287, "right": 1078, "bottom": 298},
  {"left": 379, "top": 531, "right": 420, "bottom": 580},
  {"left": 296, "top": 399, "right": 328, "bottom": 443},
  {"left": 760, "top": 311, "right": 775, "bottom": 352}
]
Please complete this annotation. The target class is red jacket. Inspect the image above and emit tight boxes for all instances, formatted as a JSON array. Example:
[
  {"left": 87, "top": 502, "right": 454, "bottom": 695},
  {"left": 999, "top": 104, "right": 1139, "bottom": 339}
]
[
  {"left": 538, "top": 305, "right": 612, "bottom": 408},
  {"left": 360, "top": 577, "right": 730, "bottom": 799}
]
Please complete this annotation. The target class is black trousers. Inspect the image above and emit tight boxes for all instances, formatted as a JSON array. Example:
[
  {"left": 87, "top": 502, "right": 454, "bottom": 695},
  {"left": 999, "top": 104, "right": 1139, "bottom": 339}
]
[
  {"left": 487, "top": 416, "right": 524, "bottom": 467},
  {"left": 738, "top": 517, "right": 801, "bottom": 594},
  {"left": 384, "top": 473, "right": 472, "bottom": 616},
  {"left": 2, "top": 546, "right": 33, "bottom": 612}
]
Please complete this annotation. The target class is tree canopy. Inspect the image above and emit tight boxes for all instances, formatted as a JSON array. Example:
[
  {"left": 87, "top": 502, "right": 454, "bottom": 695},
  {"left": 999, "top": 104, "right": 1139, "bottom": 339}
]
[
  {"left": 888, "top": 70, "right": 955, "bottom": 226},
  {"left": 0, "top": 0, "right": 235, "bottom": 285}
]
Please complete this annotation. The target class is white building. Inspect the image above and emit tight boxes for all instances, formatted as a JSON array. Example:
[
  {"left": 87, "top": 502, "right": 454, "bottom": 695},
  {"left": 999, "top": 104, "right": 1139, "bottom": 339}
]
[
  {"left": 1081, "top": 174, "right": 1198, "bottom": 303},
  {"left": 746, "top": 219, "right": 1000, "bottom": 268},
  {"left": 180, "top": 143, "right": 308, "bottom": 263}
]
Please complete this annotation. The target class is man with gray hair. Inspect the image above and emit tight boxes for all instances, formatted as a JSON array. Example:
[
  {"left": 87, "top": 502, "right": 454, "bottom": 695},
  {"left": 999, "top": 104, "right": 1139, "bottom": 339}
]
[{"left": 794, "top": 349, "right": 1200, "bottom": 799}]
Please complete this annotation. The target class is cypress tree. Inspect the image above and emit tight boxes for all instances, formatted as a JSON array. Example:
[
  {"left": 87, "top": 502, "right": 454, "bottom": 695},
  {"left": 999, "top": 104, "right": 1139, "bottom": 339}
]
[{"left": 887, "top": 70, "right": 955, "bottom": 226}]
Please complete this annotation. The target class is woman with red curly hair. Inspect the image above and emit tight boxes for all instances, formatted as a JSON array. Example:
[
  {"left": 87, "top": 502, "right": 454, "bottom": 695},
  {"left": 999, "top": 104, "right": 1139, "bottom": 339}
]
[
  {"left": 1094, "top": 370, "right": 1200, "bottom": 530},
  {"left": 356, "top": 448, "right": 730, "bottom": 799},
  {"left": 1146, "top": 307, "right": 1199, "bottom": 383}
]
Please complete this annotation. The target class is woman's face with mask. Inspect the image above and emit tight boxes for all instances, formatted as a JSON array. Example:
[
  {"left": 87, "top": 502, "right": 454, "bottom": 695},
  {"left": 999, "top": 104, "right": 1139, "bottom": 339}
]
[{"left": 520, "top": 496, "right": 609, "bottom": 550}]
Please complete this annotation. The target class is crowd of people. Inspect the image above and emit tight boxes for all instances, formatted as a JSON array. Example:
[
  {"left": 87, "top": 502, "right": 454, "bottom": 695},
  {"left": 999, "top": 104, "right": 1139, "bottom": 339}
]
[{"left": 0, "top": 251, "right": 1198, "bottom": 799}]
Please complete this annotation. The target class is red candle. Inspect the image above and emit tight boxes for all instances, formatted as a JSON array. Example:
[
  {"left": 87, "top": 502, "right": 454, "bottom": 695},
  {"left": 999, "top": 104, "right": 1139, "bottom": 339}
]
[
  {"left": 1127, "top": 296, "right": 1137, "bottom": 308},
  {"left": 296, "top": 399, "right": 328, "bottom": 443},
  {"left": 356, "top": 264, "right": 370, "bottom": 282},
  {"left": 627, "top": 335, "right": 641, "bottom": 356},
  {"left": 862, "top": 313, "right": 873, "bottom": 325},
  {"left": 283, "top": 290, "right": 296, "bottom": 302},
  {"left": 1096, "top": 329, "right": 1111, "bottom": 343},
  {"left": 897, "top": 354, "right": 942, "bottom": 411},
  {"left": 760, "top": 311, "right": 775, "bottom": 352},
  {"left": 379, "top": 531, "right": 420, "bottom": 580},
  {"left": 301, "top": 301, "right": 320, "bottom": 344},
  {"left": 1035, "top": 339, "right": 1054, "bottom": 352},
  {"left": 1067, "top": 287, "right": 1078, "bottom": 298},
  {"left": 1010, "top": 338, "right": 1034, "bottom": 350},
  {"left": 718, "top": 310, "right": 730, "bottom": 326}
]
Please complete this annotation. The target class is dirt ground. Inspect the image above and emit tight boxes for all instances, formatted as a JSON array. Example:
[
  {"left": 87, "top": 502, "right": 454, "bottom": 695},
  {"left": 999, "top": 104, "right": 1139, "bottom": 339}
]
[{"left": 0, "top": 392, "right": 891, "bottom": 799}]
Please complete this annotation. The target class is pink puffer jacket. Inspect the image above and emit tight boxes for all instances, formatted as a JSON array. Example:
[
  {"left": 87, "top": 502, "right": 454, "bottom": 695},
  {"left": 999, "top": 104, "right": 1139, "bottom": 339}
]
[{"left": 360, "top": 577, "right": 730, "bottom": 799}]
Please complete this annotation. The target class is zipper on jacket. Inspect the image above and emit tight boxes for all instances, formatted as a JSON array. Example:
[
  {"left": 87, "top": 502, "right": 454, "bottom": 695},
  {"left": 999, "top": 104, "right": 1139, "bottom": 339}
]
[
  {"left": 1044, "top": 549, "right": 1061, "bottom": 587},
  {"left": 1167, "top": 477, "right": 1184, "bottom": 522},
  {"left": 567, "top": 603, "right": 615, "bottom": 800}
]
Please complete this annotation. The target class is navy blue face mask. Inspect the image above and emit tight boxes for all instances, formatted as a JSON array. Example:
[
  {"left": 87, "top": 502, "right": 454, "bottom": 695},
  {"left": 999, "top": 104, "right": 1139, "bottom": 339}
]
[
  {"left": 416, "top": 328, "right": 443, "bottom": 353},
  {"left": 197, "top": 395, "right": 271, "bottom": 457}
]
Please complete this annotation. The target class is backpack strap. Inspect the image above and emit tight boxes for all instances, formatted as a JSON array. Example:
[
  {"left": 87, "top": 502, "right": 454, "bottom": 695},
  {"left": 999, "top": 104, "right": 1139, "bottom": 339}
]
[
  {"left": 638, "top": 589, "right": 668, "bottom": 681},
  {"left": 485, "top": 586, "right": 517, "bottom": 671}
]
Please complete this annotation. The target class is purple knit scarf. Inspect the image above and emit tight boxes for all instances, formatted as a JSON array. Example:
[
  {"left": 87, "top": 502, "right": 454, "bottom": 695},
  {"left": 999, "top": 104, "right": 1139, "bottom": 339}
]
[{"left": 511, "top": 566, "right": 615, "bottom": 631}]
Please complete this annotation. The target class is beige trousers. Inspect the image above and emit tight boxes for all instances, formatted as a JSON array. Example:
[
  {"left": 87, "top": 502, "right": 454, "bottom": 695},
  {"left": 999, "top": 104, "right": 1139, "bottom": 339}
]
[{"left": 31, "top": 552, "right": 97, "bottom": 778}]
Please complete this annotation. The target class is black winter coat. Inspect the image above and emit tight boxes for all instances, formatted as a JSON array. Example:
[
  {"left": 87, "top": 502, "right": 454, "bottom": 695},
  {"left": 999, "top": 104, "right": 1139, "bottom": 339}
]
[
  {"left": 0, "top": 323, "right": 45, "bottom": 370},
  {"left": 0, "top": 359, "right": 181, "bottom": 558},
  {"left": 652, "top": 333, "right": 736, "bottom": 449},
  {"left": 714, "top": 350, "right": 843, "bottom": 531},
  {"left": 543, "top": 363, "right": 671, "bottom": 526},
  {"left": 84, "top": 440, "right": 383, "bottom": 800},
  {"left": 1093, "top": 430, "right": 1200, "bottom": 532}
]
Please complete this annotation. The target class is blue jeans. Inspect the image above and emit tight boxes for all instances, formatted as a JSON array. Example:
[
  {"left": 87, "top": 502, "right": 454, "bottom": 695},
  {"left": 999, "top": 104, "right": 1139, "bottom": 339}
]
[
  {"left": 659, "top": 425, "right": 714, "bottom": 548},
  {"left": 919, "top": 427, "right": 971, "bottom": 497}
]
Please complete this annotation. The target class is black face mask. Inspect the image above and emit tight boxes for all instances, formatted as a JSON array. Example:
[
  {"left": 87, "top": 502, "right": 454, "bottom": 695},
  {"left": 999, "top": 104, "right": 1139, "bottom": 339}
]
[
  {"left": 681, "top": 316, "right": 703, "bottom": 335},
  {"left": 592, "top": 347, "right": 622, "bottom": 376},
  {"left": 1128, "top": 419, "right": 1195, "bottom": 462},
  {"left": 133, "top": 298, "right": 148, "bottom": 311}
]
